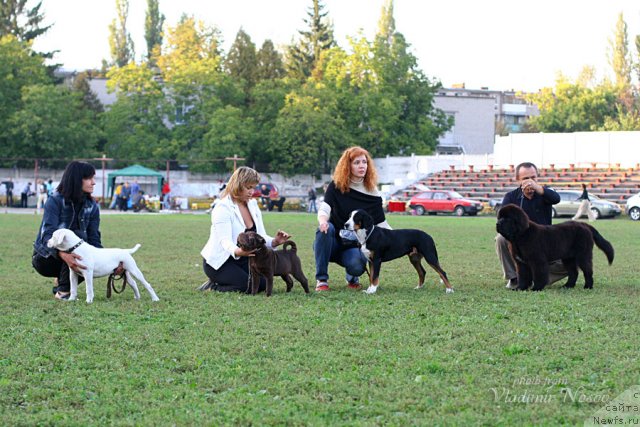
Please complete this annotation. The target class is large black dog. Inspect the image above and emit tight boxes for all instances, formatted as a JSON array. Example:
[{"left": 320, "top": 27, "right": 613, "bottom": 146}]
[
  {"left": 496, "top": 204, "right": 614, "bottom": 291},
  {"left": 344, "top": 209, "right": 453, "bottom": 294},
  {"left": 237, "top": 231, "right": 309, "bottom": 296}
]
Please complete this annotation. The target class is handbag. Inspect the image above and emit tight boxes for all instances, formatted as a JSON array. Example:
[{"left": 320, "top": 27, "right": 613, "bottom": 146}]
[{"left": 339, "top": 228, "right": 360, "bottom": 249}]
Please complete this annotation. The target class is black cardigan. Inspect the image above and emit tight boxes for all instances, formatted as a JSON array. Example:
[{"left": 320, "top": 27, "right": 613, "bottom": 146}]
[{"left": 323, "top": 181, "right": 385, "bottom": 230}]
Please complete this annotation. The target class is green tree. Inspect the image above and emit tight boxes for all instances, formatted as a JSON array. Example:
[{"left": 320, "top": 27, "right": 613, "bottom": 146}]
[
  {"left": 144, "top": 0, "right": 164, "bottom": 66},
  {"left": 608, "top": 12, "right": 632, "bottom": 89},
  {"left": 256, "top": 39, "right": 284, "bottom": 81},
  {"left": 0, "top": 0, "right": 51, "bottom": 42},
  {"left": 269, "top": 90, "right": 346, "bottom": 175},
  {"left": 7, "top": 84, "right": 100, "bottom": 159},
  {"left": 524, "top": 75, "right": 619, "bottom": 132},
  {"left": 286, "top": 0, "right": 335, "bottom": 80},
  {"left": 109, "top": 0, "right": 135, "bottom": 67},
  {"left": 195, "top": 105, "right": 256, "bottom": 172},
  {"left": 71, "top": 72, "right": 104, "bottom": 115},
  {"left": 224, "top": 28, "right": 258, "bottom": 92},
  {"left": 0, "top": 35, "right": 50, "bottom": 160}
]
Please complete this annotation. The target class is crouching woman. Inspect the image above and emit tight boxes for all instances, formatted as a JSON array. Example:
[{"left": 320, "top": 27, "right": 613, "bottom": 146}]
[
  {"left": 199, "top": 166, "right": 290, "bottom": 293},
  {"left": 32, "top": 161, "right": 103, "bottom": 300}
]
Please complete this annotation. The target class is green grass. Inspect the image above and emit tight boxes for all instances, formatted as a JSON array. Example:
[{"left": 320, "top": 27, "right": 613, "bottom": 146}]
[{"left": 1, "top": 212, "right": 639, "bottom": 425}]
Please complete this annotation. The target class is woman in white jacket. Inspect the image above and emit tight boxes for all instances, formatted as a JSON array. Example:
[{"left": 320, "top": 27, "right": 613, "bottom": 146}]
[{"left": 200, "top": 167, "right": 290, "bottom": 292}]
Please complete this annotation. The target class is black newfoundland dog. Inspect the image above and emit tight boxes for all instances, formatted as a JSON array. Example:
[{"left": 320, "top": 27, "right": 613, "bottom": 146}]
[{"left": 496, "top": 204, "right": 614, "bottom": 291}]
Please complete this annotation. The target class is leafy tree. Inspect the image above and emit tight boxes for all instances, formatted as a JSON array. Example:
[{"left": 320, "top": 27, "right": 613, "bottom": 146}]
[
  {"left": 71, "top": 72, "right": 104, "bottom": 115},
  {"left": 144, "top": 0, "right": 164, "bottom": 66},
  {"left": 256, "top": 39, "right": 285, "bottom": 80},
  {"left": 108, "top": 0, "right": 135, "bottom": 67},
  {"left": 608, "top": 12, "right": 632, "bottom": 89},
  {"left": 524, "top": 75, "right": 618, "bottom": 132},
  {"left": 0, "top": 0, "right": 51, "bottom": 42},
  {"left": 194, "top": 105, "right": 256, "bottom": 172},
  {"left": 286, "top": 0, "right": 335, "bottom": 80},
  {"left": 225, "top": 28, "right": 258, "bottom": 92},
  {"left": 0, "top": 35, "right": 50, "bottom": 160},
  {"left": 269, "top": 90, "right": 346, "bottom": 175},
  {"left": 7, "top": 84, "right": 100, "bottom": 159}
]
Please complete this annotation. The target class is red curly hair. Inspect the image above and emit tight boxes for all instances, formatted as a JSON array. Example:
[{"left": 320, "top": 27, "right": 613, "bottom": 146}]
[{"left": 333, "top": 146, "right": 378, "bottom": 193}]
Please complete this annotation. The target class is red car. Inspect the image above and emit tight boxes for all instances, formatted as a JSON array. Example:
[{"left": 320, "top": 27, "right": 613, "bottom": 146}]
[
  {"left": 252, "top": 183, "right": 279, "bottom": 199},
  {"left": 409, "top": 190, "right": 483, "bottom": 216}
]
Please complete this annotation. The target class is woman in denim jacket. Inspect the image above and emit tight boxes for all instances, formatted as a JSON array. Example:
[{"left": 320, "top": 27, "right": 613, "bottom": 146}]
[{"left": 32, "top": 161, "right": 103, "bottom": 300}]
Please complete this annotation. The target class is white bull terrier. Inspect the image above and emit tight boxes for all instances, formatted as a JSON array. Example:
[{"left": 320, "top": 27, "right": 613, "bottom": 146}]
[{"left": 47, "top": 228, "right": 160, "bottom": 303}]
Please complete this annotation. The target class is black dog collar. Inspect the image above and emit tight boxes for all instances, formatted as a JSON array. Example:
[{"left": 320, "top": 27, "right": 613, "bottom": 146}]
[{"left": 65, "top": 239, "right": 85, "bottom": 253}]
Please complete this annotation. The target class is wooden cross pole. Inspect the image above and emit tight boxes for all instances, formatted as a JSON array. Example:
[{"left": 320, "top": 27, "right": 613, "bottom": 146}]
[{"left": 224, "top": 154, "right": 246, "bottom": 171}]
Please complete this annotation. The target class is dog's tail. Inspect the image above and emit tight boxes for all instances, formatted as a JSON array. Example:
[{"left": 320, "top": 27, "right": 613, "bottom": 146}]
[
  {"left": 282, "top": 241, "right": 297, "bottom": 252},
  {"left": 128, "top": 244, "right": 142, "bottom": 254},
  {"left": 587, "top": 225, "right": 614, "bottom": 265}
]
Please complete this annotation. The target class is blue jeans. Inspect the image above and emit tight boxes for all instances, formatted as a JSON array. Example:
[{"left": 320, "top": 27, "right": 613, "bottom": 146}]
[{"left": 313, "top": 222, "right": 367, "bottom": 283}]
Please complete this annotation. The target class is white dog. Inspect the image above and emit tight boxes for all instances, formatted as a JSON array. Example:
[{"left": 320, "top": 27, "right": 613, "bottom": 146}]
[{"left": 47, "top": 228, "right": 160, "bottom": 303}]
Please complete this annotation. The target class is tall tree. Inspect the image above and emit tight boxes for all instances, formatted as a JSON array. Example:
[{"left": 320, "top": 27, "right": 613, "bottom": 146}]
[
  {"left": 144, "top": 0, "right": 164, "bottom": 66},
  {"left": 608, "top": 12, "right": 632, "bottom": 89},
  {"left": 108, "top": 0, "right": 135, "bottom": 67},
  {"left": 286, "top": 0, "right": 335, "bottom": 80},
  {"left": 256, "top": 39, "right": 285, "bottom": 80},
  {"left": 0, "top": 0, "right": 51, "bottom": 42},
  {"left": 71, "top": 72, "right": 104, "bottom": 115},
  {"left": 225, "top": 28, "right": 258, "bottom": 91}
]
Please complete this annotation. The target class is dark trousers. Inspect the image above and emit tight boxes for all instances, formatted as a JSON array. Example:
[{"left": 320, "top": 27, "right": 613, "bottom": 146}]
[
  {"left": 118, "top": 196, "right": 128, "bottom": 211},
  {"left": 32, "top": 252, "right": 84, "bottom": 293},
  {"left": 6, "top": 191, "right": 13, "bottom": 207},
  {"left": 21, "top": 192, "right": 28, "bottom": 208},
  {"left": 202, "top": 257, "right": 266, "bottom": 293}
]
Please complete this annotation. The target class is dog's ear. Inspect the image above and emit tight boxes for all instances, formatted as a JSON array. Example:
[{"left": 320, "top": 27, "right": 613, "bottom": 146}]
[{"left": 255, "top": 234, "right": 266, "bottom": 246}]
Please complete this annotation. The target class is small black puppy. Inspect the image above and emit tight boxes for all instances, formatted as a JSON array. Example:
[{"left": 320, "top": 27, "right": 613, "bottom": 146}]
[
  {"left": 344, "top": 209, "right": 453, "bottom": 294},
  {"left": 237, "top": 231, "right": 309, "bottom": 296}
]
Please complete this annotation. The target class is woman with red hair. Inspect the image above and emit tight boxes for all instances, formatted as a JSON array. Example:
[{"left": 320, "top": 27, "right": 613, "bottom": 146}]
[{"left": 314, "top": 146, "right": 390, "bottom": 291}]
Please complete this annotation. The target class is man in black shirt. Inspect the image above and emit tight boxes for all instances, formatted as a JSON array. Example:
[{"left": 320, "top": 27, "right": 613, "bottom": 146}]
[{"left": 496, "top": 162, "right": 566, "bottom": 289}]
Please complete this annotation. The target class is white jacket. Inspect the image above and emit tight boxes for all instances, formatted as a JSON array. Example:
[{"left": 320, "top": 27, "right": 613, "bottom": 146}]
[{"left": 201, "top": 196, "right": 274, "bottom": 270}]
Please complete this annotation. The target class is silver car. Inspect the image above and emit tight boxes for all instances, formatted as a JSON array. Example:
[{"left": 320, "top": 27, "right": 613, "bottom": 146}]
[{"left": 553, "top": 190, "right": 622, "bottom": 219}]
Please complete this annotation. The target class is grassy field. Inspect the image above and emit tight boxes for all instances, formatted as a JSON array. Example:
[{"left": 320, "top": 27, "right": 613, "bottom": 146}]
[{"left": 1, "top": 211, "right": 639, "bottom": 425}]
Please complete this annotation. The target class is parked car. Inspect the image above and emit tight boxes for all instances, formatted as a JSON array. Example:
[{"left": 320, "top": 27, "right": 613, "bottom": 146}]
[
  {"left": 552, "top": 190, "right": 621, "bottom": 219},
  {"left": 626, "top": 191, "right": 640, "bottom": 221},
  {"left": 252, "top": 183, "right": 279, "bottom": 200},
  {"left": 409, "top": 190, "right": 483, "bottom": 216}
]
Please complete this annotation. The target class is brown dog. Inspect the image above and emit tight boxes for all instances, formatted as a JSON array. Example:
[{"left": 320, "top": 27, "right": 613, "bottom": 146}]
[
  {"left": 496, "top": 204, "right": 614, "bottom": 291},
  {"left": 237, "top": 231, "right": 310, "bottom": 296}
]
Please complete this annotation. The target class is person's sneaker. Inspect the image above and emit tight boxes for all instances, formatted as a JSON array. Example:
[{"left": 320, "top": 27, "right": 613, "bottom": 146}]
[
  {"left": 315, "top": 281, "right": 329, "bottom": 292},
  {"left": 346, "top": 281, "right": 362, "bottom": 290},
  {"left": 505, "top": 278, "right": 518, "bottom": 290}
]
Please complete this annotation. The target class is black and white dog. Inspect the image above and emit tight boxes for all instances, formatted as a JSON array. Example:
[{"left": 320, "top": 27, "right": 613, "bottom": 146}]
[{"left": 344, "top": 209, "right": 454, "bottom": 294}]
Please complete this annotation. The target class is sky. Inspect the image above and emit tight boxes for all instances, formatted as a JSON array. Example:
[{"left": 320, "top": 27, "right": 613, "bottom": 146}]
[{"left": 32, "top": 0, "right": 640, "bottom": 93}]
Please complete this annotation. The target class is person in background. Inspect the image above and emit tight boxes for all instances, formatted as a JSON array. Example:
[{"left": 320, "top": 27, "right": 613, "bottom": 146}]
[
  {"left": 130, "top": 180, "right": 140, "bottom": 200},
  {"left": 260, "top": 184, "right": 270, "bottom": 209},
  {"left": 313, "top": 146, "right": 391, "bottom": 292},
  {"left": 496, "top": 161, "right": 567, "bottom": 289},
  {"left": 572, "top": 183, "right": 596, "bottom": 222},
  {"left": 109, "top": 182, "right": 122, "bottom": 209},
  {"left": 21, "top": 182, "right": 32, "bottom": 208},
  {"left": 199, "top": 166, "right": 291, "bottom": 293},
  {"left": 36, "top": 179, "right": 48, "bottom": 214},
  {"left": 2, "top": 178, "right": 14, "bottom": 207},
  {"left": 162, "top": 180, "right": 171, "bottom": 210},
  {"left": 119, "top": 181, "right": 131, "bottom": 211},
  {"left": 307, "top": 186, "right": 317, "bottom": 213}
]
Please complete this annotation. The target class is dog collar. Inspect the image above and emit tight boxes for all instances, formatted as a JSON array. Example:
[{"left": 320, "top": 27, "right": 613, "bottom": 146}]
[
  {"left": 65, "top": 239, "right": 85, "bottom": 253},
  {"left": 364, "top": 225, "right": 375, "bottom": 242}
]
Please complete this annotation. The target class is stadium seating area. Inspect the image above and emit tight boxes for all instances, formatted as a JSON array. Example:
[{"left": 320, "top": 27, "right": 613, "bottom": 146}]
[{"left": 393, "top": 163, "right": 640, "bottom": 204}]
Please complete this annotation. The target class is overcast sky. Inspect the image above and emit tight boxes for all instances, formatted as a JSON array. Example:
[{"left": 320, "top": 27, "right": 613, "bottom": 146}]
[{"left": 32, "top": 0, "right": 640, "bottom": 92}]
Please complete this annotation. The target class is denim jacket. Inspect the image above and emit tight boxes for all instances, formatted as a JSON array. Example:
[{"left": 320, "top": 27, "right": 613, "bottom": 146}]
[{"left": 33, "top": 193, "right": 102, "bottom": 258}]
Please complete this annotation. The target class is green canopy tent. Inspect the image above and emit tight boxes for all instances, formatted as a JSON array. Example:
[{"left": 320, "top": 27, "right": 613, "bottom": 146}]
[{"left": 107, "top": 164, "right": 164, "bottom": 197}]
